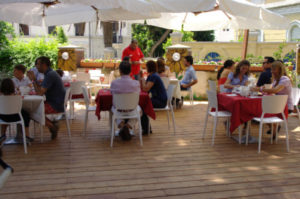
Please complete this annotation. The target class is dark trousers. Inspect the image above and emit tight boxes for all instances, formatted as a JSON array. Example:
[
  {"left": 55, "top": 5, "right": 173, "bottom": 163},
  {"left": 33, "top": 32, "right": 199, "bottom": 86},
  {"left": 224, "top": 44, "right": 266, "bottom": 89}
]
[
  {"left": 141, "top": 98, "right": 167, "bottom": 133},
  {"left": 0, "top": 109, "right": 30, "bottom": 127}
]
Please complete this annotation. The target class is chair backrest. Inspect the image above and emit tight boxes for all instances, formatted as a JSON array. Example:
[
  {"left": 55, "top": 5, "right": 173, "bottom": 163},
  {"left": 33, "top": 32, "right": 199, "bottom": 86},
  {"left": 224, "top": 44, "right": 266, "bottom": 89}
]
[
  {"left": 108, "top": 71, "right": 115, "bottom": 85},
  {"left": 113, "top": 92, "right": 139, "bottom": 111},
  {"left": 262, "top": 95, "right": 288, "bottom": 114},
  {"left": 161, "top": 77, "right": 170, "bottom": 90},
  {"left": 208, "top": 80, "right": 217, "bottom": 91},
  {"left": 206, "top": 90, "right": 218, "bottom": 110},
  {"left": 76, "top": 72, "right": 90, "bottom": 83},
  {"left": 0, "top": 95, "right": 22, "bottom": 115},
  {"left": 70, "top": 81, "right": 85, "bottom": 95},
  {"left": 166, "top": 84, "right": 176, "bottom": 102},
  {"left": 89, "top": 69, "right": 101, "bottom": 77},
  {"left": 219, "top": 84, "right": 226, "bottom": 93},
  {"left": 81, "top": 86, "right": 90, "bottom": 107},
  {"left": 64, "top": 88, "right": 71, "bottom": 108}
]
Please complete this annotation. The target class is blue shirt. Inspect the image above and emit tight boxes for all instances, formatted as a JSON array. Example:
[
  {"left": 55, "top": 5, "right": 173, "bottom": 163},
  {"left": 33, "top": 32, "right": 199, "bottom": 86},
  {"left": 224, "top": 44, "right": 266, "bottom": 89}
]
[
  {"left": 181, "top": 65, "right": 197, "bottom": 85},
  {"left": 42, "top": 68, "right": 65, "bottom": 112},
  {"left": 256, "top": 68, "right": 272, "bottom": 87},
  {"left": 225, "top": 72, "right": 248, "bottom": 92},
  {"left": 146, "top": 73, "right": 167, "bottom": 106}
]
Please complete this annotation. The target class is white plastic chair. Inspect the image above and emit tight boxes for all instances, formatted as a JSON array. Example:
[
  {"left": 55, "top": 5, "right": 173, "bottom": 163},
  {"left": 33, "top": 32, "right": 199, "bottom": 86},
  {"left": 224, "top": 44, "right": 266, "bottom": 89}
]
[
  {"left": 160, "top": 77, "right": 170, "bottom": 90},
  {"left": 246, "top": 95, "right": 289, "bottom": 153},
  {"left": 46, "top": 88, "right": 71, "bottom": 139},
  {"left": 0, "top": 96, "right": 27, "bottom": 154},
  {"left": 181, "top": 88, "right": 194, "bottom": 105},
  {"left": 99, "top": 71, "right": 115, "bottom": 88},
  {"left": 69, "top": 81, "right": 85, "bottom": 118},
  {"left": 153, "top": 84, "right": 176, "bottom": 135},
  {"left": 208, "top": 80, "right": 217, "bottom": 91},
  {"left": 81, "top": 86, "right": 96, "bottom": 136},
  {"left": 291, "top": 87, "right": 300, "bottom": 123},
  {"left": 111, "top": 92, "right": 142, "bottom": 147},
  {"left": 202, "top": 90, "right": 232, "bottom": 146},
  {"left": 76, "top": 72, "right": 91, "bottom": 85}
]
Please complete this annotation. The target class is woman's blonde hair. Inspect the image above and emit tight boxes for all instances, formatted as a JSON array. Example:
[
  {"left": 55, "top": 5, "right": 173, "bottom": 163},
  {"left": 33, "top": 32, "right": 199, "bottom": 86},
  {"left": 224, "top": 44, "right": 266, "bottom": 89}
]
[{"left": 272, "top": 61, "right": 286, "bottom": 87}]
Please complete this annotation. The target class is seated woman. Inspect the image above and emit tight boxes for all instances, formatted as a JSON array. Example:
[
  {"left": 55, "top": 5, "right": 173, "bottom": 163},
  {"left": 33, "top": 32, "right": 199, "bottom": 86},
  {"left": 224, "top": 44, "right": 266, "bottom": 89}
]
[
  {"left": 140, "top": 60, "right": 168, "bottom": 134},
  {"left": 0, "top": 78, "right": 32, "bottom": 142},
  {"left": 224, "top": 60, "right": 250, "bottom": 92},
  {"left": 217, "top": 59, "right": 235, "bottom": 86},
  {"left": 251, "top": 61, "right": 292, "bottom": 137},
  {"left": 251, "top": 61, "right": 293, "bottom": 112},
  {"left": 157, "top": 59, "right": 170, "bottom": 89}
]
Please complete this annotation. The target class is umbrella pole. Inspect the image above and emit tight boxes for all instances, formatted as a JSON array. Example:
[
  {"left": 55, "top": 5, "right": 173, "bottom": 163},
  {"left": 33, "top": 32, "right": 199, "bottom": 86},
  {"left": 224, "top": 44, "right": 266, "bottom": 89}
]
[
  {"left": 88, "top": 22, "right": 91, "bottom": 58},
  {"left": 242, "top": 29, "right": 249, "bottom": 59}
]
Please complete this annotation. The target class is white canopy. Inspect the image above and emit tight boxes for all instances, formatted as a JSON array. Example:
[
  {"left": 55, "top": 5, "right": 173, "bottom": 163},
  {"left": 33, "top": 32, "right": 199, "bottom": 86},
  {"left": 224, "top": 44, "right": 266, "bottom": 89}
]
[
  {"left": 0, "top": 1, "right": 160, "bottom": 26},
  {"left": 0, "top": 3, "right": 96, "bottom": 26},
  {"left": 138, "top": 0, "right": 290, "bottom": 30},
  {"left": 61, "top": 0, "right": 216, "bottom": 13}
]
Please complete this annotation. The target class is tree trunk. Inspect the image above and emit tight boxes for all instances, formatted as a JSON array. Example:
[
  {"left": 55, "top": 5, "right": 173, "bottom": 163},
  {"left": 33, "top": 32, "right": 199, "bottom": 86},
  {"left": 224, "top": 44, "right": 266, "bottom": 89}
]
[
  {"left": 148, "top": 29, "right": 172, "bottom": 57},
  {"left": 102, "top": 22, "right": 113, "bottom": 48}
]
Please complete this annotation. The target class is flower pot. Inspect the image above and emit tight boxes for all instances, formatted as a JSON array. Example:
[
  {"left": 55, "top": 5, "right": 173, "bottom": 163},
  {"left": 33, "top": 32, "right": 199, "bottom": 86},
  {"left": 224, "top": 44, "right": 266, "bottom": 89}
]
[
  {"left": 80, "top": 61, "right": 103, "bottom": 68},
  {"left": 103, "top": 62, "right": 115, "bottom": 68}
]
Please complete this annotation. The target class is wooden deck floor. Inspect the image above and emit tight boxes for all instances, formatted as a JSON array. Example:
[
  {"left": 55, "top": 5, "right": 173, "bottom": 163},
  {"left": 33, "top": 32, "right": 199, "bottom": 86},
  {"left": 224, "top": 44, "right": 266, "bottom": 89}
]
[{"left": 1, "top": 102, "right": 300, "bottom": 199}]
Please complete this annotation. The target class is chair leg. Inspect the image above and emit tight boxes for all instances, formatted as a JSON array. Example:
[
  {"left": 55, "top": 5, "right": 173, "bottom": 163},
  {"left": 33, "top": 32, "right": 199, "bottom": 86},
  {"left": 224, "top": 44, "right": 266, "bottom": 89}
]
[
  {"left": 284, "top": 120, "right": 289, "bottom": 152},
  {"left": 296, "top": 105, "right": 300, "bottom": 124},
  {"left": 110, "top": 117, "right": 115, "bottom": 147},
  {"left": 238, "top": 126, "right": 242, "bottom": 144},
  {"left": 21, "top": 124, "right": 27, "bottom": 154},
  {"left": 65, "top": 113, "right": 71, "bottom": 138},
  {"left": 226, "top": 118, "right": 231, "bottom": 137},
  {"left": 166, "top": 110, "right": 170, "bottom": 130},
  {"left": 171, "top": 108, "right": 176, "bottom": 135},
  {"left": 202, "top": 108, "right": 209, "bottom": 139},
  {"left": 83, "top": 110, "right": 88, "bottom": 136},
  {"left": 148, "top": 116, "right": 150, "bottom": 136},
  {"left": 270, "top": 123, "right": 274, "bottom": 144},
  {"left": 40, "top": 123, "right": 43, "bottom": 143},
  {"left": 258, "top": 122, "right": 263, "bottom": 153},
  {"left": 211, "top": 116, "right": 218, "bottom": 146},
  {"left": 246, "top": 120, "right": 251, "bottom": 145},
  {"left": 138, "top": 117, "right": 143, "bottom": 146}
]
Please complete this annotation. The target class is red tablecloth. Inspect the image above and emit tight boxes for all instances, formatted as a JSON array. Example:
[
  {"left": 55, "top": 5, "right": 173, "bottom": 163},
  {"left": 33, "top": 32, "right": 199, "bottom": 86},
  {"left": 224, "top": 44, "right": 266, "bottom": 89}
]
[
  {"left": 95, "top": 89, "right": 156, "bottom": 120},
  {"left": 217, "top": 93, "right": 288, "bottom": 133}
]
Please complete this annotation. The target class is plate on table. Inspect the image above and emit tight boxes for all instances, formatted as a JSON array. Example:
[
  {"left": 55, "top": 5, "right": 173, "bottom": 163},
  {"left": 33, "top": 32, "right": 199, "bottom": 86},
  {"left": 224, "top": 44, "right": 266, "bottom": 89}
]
[
  {"left": 248, "top": 96, "right": 262, "bottom": 99},
  {"left": 226, "top": 94, "right": 237, "bottom": 97}
]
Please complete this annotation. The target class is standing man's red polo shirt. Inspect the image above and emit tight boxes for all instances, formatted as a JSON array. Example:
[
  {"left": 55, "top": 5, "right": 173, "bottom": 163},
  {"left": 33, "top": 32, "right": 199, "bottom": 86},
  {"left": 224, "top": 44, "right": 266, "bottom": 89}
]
[{"left": 122, "top": 45, "right": 144, "bottom": 77}]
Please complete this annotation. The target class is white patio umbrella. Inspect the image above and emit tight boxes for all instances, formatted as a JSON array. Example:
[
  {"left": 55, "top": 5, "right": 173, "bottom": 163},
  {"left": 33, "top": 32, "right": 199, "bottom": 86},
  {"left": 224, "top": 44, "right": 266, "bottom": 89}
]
[
  {"left": 141, "top": 0, "right": 290, "bottom": 31},
  {"left": 61, "top": 0, "right": 216, "bottom": 13},
  {"left": 0, "top": 1, "right": 160, "bottom": 26},
  {"left": 0, "top": 2, "right": 97, "bottom": 26}
]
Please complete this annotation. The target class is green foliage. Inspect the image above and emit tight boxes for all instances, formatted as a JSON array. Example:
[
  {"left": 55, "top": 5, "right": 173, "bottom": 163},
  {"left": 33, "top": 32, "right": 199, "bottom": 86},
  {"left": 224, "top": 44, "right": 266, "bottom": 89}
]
[
  {"left": 56, "top": 26, "right": 68, "bottom": 44},
  {"left": 162, "top": 37, "right": 172, "bottom": 53},
  {"left": 193, "top": 31, "right": 214, "bottom": 41},
  {"left": 0, "top": 22, "right": 61, "bottom": 74},
  {"left": 132, "top": 24, "right": 170, "bottom": 57},
  {"left": 273, "top": 42, "right": 286, "bottom": 60},
  {"left": 181, "top": 30, "right": 194, "bottom": 42},
  {"left": 246, "top": 54, "right": 264, "bottom": 65},
  {"left": 9, "top": 37, "right": 60, "bottom": 70}
]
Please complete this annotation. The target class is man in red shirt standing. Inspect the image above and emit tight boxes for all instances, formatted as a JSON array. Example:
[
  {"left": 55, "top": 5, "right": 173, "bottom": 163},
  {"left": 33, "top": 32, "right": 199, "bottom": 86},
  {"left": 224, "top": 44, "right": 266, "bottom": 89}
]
[{"left": 122, "top": 39, "right": 144, "bottom": 80}]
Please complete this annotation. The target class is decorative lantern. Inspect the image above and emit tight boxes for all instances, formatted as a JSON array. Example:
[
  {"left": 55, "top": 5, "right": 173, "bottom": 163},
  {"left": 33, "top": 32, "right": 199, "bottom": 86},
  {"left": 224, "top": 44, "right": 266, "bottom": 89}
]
[
  {"left": 166, "top": 44, "right": 191, "bottom": 74},
  {"left": 58, "top": 45, "right": 84, "bottom": 71}
]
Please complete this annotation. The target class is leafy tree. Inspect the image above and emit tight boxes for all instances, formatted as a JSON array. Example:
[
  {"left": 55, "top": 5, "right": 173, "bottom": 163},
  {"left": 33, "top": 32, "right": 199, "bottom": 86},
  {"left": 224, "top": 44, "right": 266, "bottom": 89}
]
[
  {"left": 181, "top": 30, "right": 194, "bottom": 42},
  {"left": 0, "top": 21, "right": 15, "bottom": 75},
  {"left": 132, "top": 24, "right": 171, "bottom": 57},
  {"left": 193, "top": 31, "right": 214, "bottom": 41},
  {"left": 56, "top": 26, "right": 68, "bottom": 44}
]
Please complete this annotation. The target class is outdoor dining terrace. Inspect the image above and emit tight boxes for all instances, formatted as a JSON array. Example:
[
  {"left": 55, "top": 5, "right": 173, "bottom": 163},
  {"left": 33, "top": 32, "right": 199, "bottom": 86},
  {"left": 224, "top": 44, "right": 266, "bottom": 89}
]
[{"left": 1, "top": 102, "right": 300, "bottom": 199}]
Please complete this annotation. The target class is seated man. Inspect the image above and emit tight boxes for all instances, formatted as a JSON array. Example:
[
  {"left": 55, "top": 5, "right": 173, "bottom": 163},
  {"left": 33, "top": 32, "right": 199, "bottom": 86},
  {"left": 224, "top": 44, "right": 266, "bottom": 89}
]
[
  {"left": 29, "top": 58, "right": 45, "bottom": 86},
  {"left": 110, "top": 61, "right": 140, "bottom": 140},
  {"left": 12, "top": 64, "right": 32, "bottom": 92},
  {"left": 256, "top": 56, "right": 274, "bottom": 87},
  {"left": 27, "top": 56, "right": 65, "bottom": 140},
  {"left": 179, "top": 55, "right": 198, "bottom": 106}
]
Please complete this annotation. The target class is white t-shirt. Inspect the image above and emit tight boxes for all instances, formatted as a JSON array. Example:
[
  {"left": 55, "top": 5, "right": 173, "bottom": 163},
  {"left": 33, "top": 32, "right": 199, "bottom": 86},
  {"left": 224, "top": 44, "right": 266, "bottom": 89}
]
[{"left": 12, "top": 76, "right": 32, "bottom": 88}]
